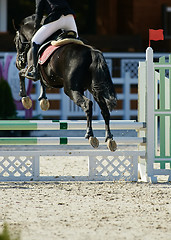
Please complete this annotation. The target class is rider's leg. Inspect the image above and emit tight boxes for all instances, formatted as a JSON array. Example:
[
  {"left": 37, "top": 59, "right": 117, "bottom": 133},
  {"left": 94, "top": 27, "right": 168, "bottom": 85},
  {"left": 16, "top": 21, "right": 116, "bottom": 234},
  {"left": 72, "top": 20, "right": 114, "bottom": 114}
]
[
  {"left": 31, "top": 14, "right": 78, "bottom": 45},
  {"left": 58, "top": 14, "right": 78, "bottom": 37},
  {"left": 26, "top": 42, "right": 39, "bottom": 80},
  {"left": 27, "top": 14, "right": 78, "bottom": 80}
]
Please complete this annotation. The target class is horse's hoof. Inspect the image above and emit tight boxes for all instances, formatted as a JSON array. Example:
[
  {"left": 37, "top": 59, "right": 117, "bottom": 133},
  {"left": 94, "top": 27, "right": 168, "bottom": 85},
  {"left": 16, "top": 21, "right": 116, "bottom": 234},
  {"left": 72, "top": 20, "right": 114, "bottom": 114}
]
[
  {"left": 40, "top": 99, "right": 50, "bottom": 111},
  {"left": 107, "top": 139, "right": 117, "bottom": 152},
  {"left": 22, "top": 96, "right": 32, "bottom": 109},
  {"left": 89, "top": 137, "right": 99, "bottom": 149}
]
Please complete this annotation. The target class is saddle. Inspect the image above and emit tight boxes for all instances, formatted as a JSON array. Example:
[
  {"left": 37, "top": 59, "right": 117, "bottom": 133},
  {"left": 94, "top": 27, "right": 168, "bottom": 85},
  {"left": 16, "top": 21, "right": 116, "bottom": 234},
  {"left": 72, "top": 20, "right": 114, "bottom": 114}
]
[
  {"left": 38, "top": 30, "right": 84, "bottom": 65},
  {"left": 25, "top": 30, "right": 84, "bottom": 79}
]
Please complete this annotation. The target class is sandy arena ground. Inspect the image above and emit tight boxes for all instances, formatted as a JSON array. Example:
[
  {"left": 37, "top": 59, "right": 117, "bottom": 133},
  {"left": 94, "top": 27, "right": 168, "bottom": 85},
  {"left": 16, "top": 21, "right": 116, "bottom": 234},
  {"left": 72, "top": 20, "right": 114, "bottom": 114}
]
[
  {"left": 0, "top": 129, "right": 170, "bottom": 240},
  {"left": 0, "top": 167, "right": 171, "bottom": 240}
]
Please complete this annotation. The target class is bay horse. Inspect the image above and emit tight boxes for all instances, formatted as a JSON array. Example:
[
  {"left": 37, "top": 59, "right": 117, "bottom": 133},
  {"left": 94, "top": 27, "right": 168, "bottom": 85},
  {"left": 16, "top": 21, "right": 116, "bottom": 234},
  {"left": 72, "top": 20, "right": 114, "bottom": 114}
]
[{"left": 14, "top": 15, "right": 117, "bottom": 151}]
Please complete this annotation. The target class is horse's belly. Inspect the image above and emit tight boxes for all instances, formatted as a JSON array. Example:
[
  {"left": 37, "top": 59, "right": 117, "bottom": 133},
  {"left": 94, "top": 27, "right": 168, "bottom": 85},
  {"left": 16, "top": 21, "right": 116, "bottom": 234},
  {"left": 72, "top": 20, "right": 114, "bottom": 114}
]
[{"left": 41, "top": 75, "right": 63, "bottom": 89}]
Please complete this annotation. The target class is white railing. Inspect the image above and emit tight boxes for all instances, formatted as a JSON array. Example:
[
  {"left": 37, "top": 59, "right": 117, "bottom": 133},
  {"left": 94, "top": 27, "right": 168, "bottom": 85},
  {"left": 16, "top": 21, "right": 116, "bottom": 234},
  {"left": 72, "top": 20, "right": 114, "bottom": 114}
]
[{"left": 0, "top": 51, "right": 168, "bottom": 119}]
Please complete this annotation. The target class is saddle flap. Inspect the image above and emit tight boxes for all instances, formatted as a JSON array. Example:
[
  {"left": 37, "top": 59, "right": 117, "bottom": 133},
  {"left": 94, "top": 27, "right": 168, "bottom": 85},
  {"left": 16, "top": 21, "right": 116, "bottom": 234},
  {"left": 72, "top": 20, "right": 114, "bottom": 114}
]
[{"left": 38, "top": 45, "right": 59, "bottom": 65}]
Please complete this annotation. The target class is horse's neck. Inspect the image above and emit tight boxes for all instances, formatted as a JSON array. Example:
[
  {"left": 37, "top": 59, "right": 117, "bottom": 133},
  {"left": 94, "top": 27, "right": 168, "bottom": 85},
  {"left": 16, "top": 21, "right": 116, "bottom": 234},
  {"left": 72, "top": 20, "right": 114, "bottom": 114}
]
[{"left": 21, "top": 24, "right": 34, "bottom": 42}]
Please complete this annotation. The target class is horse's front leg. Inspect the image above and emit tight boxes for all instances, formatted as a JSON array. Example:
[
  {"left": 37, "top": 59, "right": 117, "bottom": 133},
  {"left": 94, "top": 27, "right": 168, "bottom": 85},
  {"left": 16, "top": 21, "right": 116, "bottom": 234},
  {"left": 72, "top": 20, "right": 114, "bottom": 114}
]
[
  {"left": 19, "top": 69, "right": 27, "bottom": 97},
  {"left": 19, "top": 70, "right": 32, "bottom": 109},
  {"left": 38, "top": 82, "right": 47, "bottom": 101},
  {"left": 38, "top": 81, "right": 50, "bottom": 111},
  {"left": 85, "top": 100, "right": 93, "bottom": 139}
]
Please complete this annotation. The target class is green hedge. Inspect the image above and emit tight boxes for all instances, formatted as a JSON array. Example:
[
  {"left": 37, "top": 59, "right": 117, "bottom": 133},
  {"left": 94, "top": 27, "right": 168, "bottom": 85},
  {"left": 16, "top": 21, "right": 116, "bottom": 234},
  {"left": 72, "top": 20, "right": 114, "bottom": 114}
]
[
  {"left": 0, "top": 78, "right": 17, "bottom": 119},
  {"left": 0, "top": 223, "right": 20, "bottom": 240}
]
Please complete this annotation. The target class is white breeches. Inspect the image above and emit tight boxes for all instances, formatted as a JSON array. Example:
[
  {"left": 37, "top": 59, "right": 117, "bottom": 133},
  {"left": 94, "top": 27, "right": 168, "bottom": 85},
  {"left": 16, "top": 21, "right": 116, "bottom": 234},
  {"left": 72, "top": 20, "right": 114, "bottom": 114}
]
[{"left": 32, "top": 14, "right": 78, "bottom": 44}]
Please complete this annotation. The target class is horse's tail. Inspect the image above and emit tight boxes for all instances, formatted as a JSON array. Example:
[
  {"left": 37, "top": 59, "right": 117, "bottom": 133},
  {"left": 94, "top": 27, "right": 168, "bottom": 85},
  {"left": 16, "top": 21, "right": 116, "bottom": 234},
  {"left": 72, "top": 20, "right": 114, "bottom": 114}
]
[{"left": 90, "top": 49, "right": 117, "bottom": 111}]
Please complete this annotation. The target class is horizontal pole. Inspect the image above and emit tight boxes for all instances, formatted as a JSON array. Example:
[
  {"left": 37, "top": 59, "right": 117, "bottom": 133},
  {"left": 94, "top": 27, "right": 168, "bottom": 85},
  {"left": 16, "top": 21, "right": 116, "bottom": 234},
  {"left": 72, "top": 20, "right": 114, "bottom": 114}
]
[
  {"left": 154, "top": 112, "right": 171, "bottom": 115},
  {"left": 0, "top": 137, "right": 145, "bottom": 145},
  {"left": 154, "top": 64, "right": 171, "bottom": 68},
  {"left": 0, "top": 150, "right": 146, "bottom": 157},
  {"left": 0, "top": 120, "right": 146, "bottom": 131},
  {"left": 152, "top": 169, "right": 171, "bottom": 175}
]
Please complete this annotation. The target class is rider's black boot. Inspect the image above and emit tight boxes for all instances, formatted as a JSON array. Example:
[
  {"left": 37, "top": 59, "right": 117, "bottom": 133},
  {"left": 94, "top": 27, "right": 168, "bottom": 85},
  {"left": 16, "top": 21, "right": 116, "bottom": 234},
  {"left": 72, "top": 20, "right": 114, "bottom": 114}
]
[{"left": 27, "top": 42, "right": 39, "bottom": 81}]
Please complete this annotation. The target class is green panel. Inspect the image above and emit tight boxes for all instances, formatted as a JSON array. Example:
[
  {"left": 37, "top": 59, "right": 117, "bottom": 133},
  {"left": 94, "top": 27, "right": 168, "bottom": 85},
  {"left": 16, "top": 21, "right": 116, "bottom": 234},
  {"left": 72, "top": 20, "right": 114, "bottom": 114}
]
[
  {"left": 159, "top": 115, "right": 165, "bottom": 158},
  {"left": 159, "top": 56, "right": 166, "bottom": 64},
  {"left": 154, "top": 65, "right": 171, "bottom": 70},
  {"left": 156, "top": 114, "right": 171, "bottom": 158},
  {"left": 155, "top": 160, "right": 171, "bottom": 169},
  {"left": 160, "top": 162, "right": 166, "bottom": 169},
  {"left": 155, "top": 55, "right": 171, "bottom": 69},
  {"left": 60, "top": 137, "right": 68, "bottom": 145},
  {"left": 159, "top": 68, "right": 165, "bottom": 110},
  {"left": 154, "top": 115, "right": 158, "bottom": 157},
  {"left": 169, "top": 55, "right": 171, "bottom": 64},
  {"left": 169, "top": 64, "right": 171, "bottom": 112},
  {"left": 0, "top": 123, "right": 37, "bottom": 130},
  {"left": 0, "top": 138, "right": 37, "bottom": 145},
  {"left": 60, "top": 122, "right": 68, "bottom": 130},
  {"left": 170, "top": 116, "right": 171, "bottom": 158},
  {"left": 52, "top": 120, "right": 60, "bottom": 122}
]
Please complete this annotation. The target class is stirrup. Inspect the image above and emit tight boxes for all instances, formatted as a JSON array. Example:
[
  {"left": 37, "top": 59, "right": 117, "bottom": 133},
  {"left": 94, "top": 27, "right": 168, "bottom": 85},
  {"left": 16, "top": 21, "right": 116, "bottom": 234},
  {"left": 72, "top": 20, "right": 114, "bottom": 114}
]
[{"left": 25, "top": 67, "right": 39, "bottom": 81}]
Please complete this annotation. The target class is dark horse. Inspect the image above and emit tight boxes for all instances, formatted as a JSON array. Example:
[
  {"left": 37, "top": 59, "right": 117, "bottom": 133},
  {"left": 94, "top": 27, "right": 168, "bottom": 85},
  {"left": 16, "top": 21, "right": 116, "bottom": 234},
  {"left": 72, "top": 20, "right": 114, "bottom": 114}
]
[{"left": 14, "top": 15, "right": 117, "bottom": 151}]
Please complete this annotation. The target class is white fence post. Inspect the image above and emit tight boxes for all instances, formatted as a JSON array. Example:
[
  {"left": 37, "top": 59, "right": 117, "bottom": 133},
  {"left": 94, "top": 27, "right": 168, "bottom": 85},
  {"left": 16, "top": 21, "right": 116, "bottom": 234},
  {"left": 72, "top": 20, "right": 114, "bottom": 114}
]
[
  {"left": 138, "top": 62, "right": 146, "bottom": 123},
  {"left": 146, "top": 47, "right": 156, "bottom": 182},
  {"left": 123, "top": 72, "right": 131, "bottom": 119},
  {"left": 138, "top": 61, "right": 147, "bottom": 181}
]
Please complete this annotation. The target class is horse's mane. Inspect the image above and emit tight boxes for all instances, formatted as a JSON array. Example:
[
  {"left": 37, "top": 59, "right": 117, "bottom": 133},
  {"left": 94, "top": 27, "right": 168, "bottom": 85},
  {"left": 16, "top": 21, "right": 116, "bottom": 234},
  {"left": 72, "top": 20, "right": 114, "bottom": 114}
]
[
  {"left": 20, "top": 14, "right": 35, "bottom": 26},
  {"left": 19, "top": 14, "right": 47, "bottom": 41},
  {"left": 20, "top": 14, "right": 46, "bottom": 27}
]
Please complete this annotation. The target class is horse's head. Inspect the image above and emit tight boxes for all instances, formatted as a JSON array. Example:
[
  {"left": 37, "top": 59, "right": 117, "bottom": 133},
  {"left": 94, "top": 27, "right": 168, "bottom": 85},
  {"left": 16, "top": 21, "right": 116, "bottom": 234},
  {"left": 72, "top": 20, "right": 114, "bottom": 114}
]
[
  {"left": 14, "top": 30, "right": 30, "bottom": 70},
  {"left": 14, "top": 15, "right": 35, "bottom": 70}
]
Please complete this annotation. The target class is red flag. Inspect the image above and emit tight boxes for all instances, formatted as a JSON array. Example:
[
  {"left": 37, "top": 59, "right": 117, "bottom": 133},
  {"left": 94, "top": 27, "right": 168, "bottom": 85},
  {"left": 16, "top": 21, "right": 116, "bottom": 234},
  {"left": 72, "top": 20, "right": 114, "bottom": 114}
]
[{"left": 149, "top": 29, "right": 164, "bottom": 46}]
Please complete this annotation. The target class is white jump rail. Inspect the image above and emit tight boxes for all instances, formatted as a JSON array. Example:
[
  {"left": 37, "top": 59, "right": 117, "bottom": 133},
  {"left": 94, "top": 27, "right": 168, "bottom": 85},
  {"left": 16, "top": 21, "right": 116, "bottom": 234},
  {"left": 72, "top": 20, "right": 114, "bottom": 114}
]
[{"left": 0, "top": 120, "right": 146, "bottom": 182}]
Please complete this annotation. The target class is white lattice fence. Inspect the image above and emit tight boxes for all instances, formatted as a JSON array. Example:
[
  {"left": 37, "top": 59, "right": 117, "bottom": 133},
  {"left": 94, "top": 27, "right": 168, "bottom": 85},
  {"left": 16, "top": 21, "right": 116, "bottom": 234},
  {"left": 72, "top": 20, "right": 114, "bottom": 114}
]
[
  {"left": 0, "top": 155, "right": 34, "bottom": 180},
  {"left": 89, "top": 152, "right": 139, "bottom": 181},
  {"left": 0, "top": 150, "right": 144, "bottom": 181}
]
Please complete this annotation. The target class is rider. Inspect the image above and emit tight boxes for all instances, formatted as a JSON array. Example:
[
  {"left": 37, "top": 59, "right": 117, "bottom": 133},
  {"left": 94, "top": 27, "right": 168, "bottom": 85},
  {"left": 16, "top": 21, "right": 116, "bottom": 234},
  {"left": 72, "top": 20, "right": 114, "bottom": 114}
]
[{"left": 27, "top": 0, "right": 78, "bottom": 80}]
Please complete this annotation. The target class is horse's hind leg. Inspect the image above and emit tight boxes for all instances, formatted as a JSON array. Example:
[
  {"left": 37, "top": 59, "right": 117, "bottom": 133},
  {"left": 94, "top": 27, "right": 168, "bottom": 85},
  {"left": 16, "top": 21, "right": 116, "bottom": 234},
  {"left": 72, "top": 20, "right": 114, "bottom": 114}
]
[
  {"left": 68, "top": 90, "right": 99, "bottom": 148},
  {"left": 19, "top": 70, "right": 32, "bottom": 109},
  {"left": 102, "top": 109, "right": 117, "bottom": 152},
  {"left": 38, "top": 82, "right": 50, "bottom": 111},
  {"left": 94, "top": 97, "right": 117, "bottom": 152}
]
